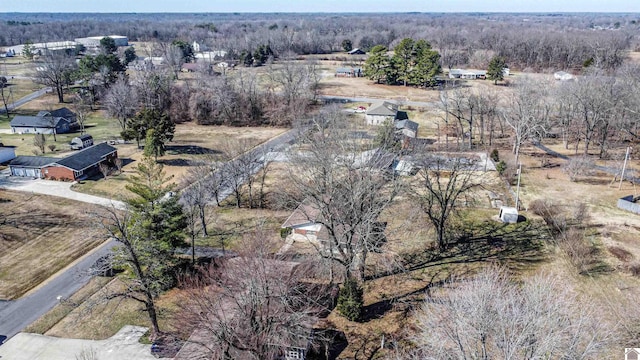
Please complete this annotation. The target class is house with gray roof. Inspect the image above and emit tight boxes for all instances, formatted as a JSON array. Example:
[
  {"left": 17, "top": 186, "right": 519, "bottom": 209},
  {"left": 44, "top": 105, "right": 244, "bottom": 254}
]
[
  {"left": 395, "top": 119, "right": 419, "bottom": 138},
  {"left": 365, "top": 101, "right": 399, "bottom": 125},
  {"left": 9, "top": 156, "right": 60, "bottom": 178},
  {"left": 10, "top": 107, "right": 77, "bottom": 135}
]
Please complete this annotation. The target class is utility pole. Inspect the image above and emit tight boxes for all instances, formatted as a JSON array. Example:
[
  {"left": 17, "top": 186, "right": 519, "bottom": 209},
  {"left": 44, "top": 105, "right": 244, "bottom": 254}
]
[
  {"left": 515, "top": 163, "right": 522, "bottom": 210},
  {"left": 619, "top": 146, "right": 631, "bottom": 190}
]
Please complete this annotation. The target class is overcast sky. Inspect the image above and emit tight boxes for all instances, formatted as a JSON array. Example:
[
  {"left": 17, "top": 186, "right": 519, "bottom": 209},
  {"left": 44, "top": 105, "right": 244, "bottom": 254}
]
[{"left": 2, "top": 0, "right": 639, "bottom": 13}]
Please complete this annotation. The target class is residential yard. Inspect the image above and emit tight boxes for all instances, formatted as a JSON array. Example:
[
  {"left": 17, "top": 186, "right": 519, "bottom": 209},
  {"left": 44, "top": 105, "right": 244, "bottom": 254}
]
[
  {"left": 71, "top": 121, "right": 288, "bottom": 199},
  {"left": 0, "top": 190, "right": 105, "bottom": 300},
  {"left": 12, "top": 57, "right": 640, "bottom": 357}
]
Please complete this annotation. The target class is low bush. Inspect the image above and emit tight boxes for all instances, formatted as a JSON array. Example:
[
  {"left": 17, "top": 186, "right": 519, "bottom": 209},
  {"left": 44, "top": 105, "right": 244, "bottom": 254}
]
[
  {"left": 490, "top": 149, "right": 500, "bottom": 162},
  {"left": 563, "top": 156, "right": 595, "bottom": 182}
]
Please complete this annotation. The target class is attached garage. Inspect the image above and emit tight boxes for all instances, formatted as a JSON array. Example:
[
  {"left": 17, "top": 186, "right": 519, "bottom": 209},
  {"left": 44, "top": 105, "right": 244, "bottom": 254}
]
[
  {"left": 9, "top": 156, "right": 60, "bottom": 178},
  {"left": 8, "top": 143, "right": 117, "bottom": 181}
]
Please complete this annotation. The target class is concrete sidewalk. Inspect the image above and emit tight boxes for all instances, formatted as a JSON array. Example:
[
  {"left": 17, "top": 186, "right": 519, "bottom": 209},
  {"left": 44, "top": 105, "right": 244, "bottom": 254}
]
[{"left": 0, "top": 326, "right": 165, "bottom": 360}]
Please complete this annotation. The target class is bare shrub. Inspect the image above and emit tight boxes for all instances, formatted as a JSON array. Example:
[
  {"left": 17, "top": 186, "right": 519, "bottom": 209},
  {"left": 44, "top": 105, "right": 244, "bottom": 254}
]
[
  {"left": 529, "top": 199, "right": 567, "bottom": 234},
  {"left": 608, "top": 245, "right": 634, "bottom": 262},
  {"left": 114, "top": 158, "right": 123, "bottom": 174},
  {"left": 414, "top": 267, "right": 612, "bottom": 359},
  {"left": 559, "top": 228, "right": 597, "bottom": 273},
  {"left": 33, "top": 133, "right": 46, "bottom": 154},
  {"left": 624, "top": 262, "right": 640, "bottom": 276},
  {"left": 572, "top": 202, "right": 591, "bottom": 225},
  {"left": 563, "top": 156, "right": 595, "bottom": 182}
]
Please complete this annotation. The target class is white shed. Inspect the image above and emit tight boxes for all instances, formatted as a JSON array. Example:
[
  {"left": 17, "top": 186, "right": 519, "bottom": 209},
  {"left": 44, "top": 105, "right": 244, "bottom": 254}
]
[{"left": 499, "top": 206, "right": 519, "bottom": 223}]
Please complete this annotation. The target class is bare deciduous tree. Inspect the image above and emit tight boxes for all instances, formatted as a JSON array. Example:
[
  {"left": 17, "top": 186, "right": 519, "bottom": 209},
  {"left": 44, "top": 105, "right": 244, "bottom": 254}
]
[
  {"left": 72, "top": 94, "right": 91, "bottom": 135},
  {"left": 501, "top": 77, "right": 550, "bottom": 164},
  {"left": 98, "top": 162, "right": 110, "bottom": 179},
  {"left": 104, "top": 75, "right": 139, "bottom": 132},
  {"left": 33, "top": 50, "right": 77, "bottom": 103},
  {"left": 33, "top": 133, "right": 46, "bottom": 154},
  {"left": 175, "top": 231, "right": 330, "bottom": 360},
  {"left": 285, "top": 107, "right": 399, "bottom": 281},
  {"left": 0, "top": 76, "right": 9, "bottom": 117},
  {"left": 415, "top": 267, "right": 612, "bottom": 360},
  {"left": 414, "top": 154, "right": 481, "bottom": 251}
]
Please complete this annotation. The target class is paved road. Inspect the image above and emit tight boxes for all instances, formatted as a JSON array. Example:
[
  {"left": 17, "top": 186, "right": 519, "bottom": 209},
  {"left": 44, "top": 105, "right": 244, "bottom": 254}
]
[
  {"left": 0, "top": 239, "right": 117, "bottom": 340},
  {"left": 0, "top": 171, "right": 125, "bottom": 341},
  {"left": 318, "top": 94, "right": 439, "bottom": 108},
  {"left": 0, "top": 87, "right": 51, "bottom": 114}
]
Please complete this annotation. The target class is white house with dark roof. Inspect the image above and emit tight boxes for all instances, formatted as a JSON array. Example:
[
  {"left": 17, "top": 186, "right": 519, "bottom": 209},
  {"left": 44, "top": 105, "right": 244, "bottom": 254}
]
[{"left": 10, "top": 108, "right": 77, "bottom": 135}]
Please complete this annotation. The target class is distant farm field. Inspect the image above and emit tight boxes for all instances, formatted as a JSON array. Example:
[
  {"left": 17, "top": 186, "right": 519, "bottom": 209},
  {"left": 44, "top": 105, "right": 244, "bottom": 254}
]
[{"left": 0, "top": 190, "right": 105, "bottom": 299}]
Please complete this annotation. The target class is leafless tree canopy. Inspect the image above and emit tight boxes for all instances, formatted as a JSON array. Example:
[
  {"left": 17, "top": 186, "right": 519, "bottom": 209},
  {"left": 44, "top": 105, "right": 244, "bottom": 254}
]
[
  {"left": 104, "top": 75, "right": 139, "bottom": 132},
  {"left": 414, "top": 154, "right": 482, "bottom": 251},
  {"left": 284, "top": 107, "right": 400, "bottom": 281},
  {"left": 414, "top": 267, "right": 612, "bottom": 360},
  {"left": 33, "top": 50, "right": 76, "bottom": 103},
  {"left": 1, "top": 13, "right": 634, "bottom": 71},
  {"left": 175, "top": 233, "right": 331, "bottom": 360}
]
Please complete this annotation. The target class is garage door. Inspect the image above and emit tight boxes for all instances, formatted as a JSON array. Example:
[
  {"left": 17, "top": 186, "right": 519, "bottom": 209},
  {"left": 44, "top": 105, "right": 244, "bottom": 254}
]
[{"left": 10, "top": 167, "right": 41, "bottom": 178}]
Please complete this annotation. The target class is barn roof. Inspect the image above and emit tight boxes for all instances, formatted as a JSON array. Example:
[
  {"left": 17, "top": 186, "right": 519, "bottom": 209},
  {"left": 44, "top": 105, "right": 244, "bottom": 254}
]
[{"left": 53, "top": 142, "right": 116, "bottom": 171}]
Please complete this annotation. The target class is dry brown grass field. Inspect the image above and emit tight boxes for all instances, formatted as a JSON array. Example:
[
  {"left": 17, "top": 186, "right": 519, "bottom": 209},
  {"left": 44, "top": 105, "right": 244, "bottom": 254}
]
[{"left": 0, "top": 190, "right": 105, "bottom": 300}]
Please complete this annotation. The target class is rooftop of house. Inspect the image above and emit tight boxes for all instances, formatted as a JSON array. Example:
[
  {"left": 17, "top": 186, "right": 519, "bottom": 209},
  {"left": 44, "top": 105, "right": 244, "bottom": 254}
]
[
  {"left": 282, "top": 202, "right": 321, "bottom": 228},
  {"left": 395, "top": 119, "right": 419, "bottom": 132},
  {"left": 10, "top": 155, "right": 60, "bottom": 168},
  {"left": 449, "top": 68, "right": 487, "bottom": 76},
  {"left": 36, "top": 107, "right": 75, "bottom": 119},
  {"left": 10, "top": 115, "right": 69, "bottom": 128},
  {"left": 54, "top": 142, "right": 117, "bottom": 171},
  {"left": 365, "top": 101, "right": 398, "bottom": 116}
]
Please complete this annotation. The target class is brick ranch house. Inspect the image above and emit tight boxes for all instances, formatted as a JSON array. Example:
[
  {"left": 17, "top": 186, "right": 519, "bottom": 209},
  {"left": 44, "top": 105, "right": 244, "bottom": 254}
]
[{"left": 9, "top": 142, "right": 117, "bottom": 181}]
